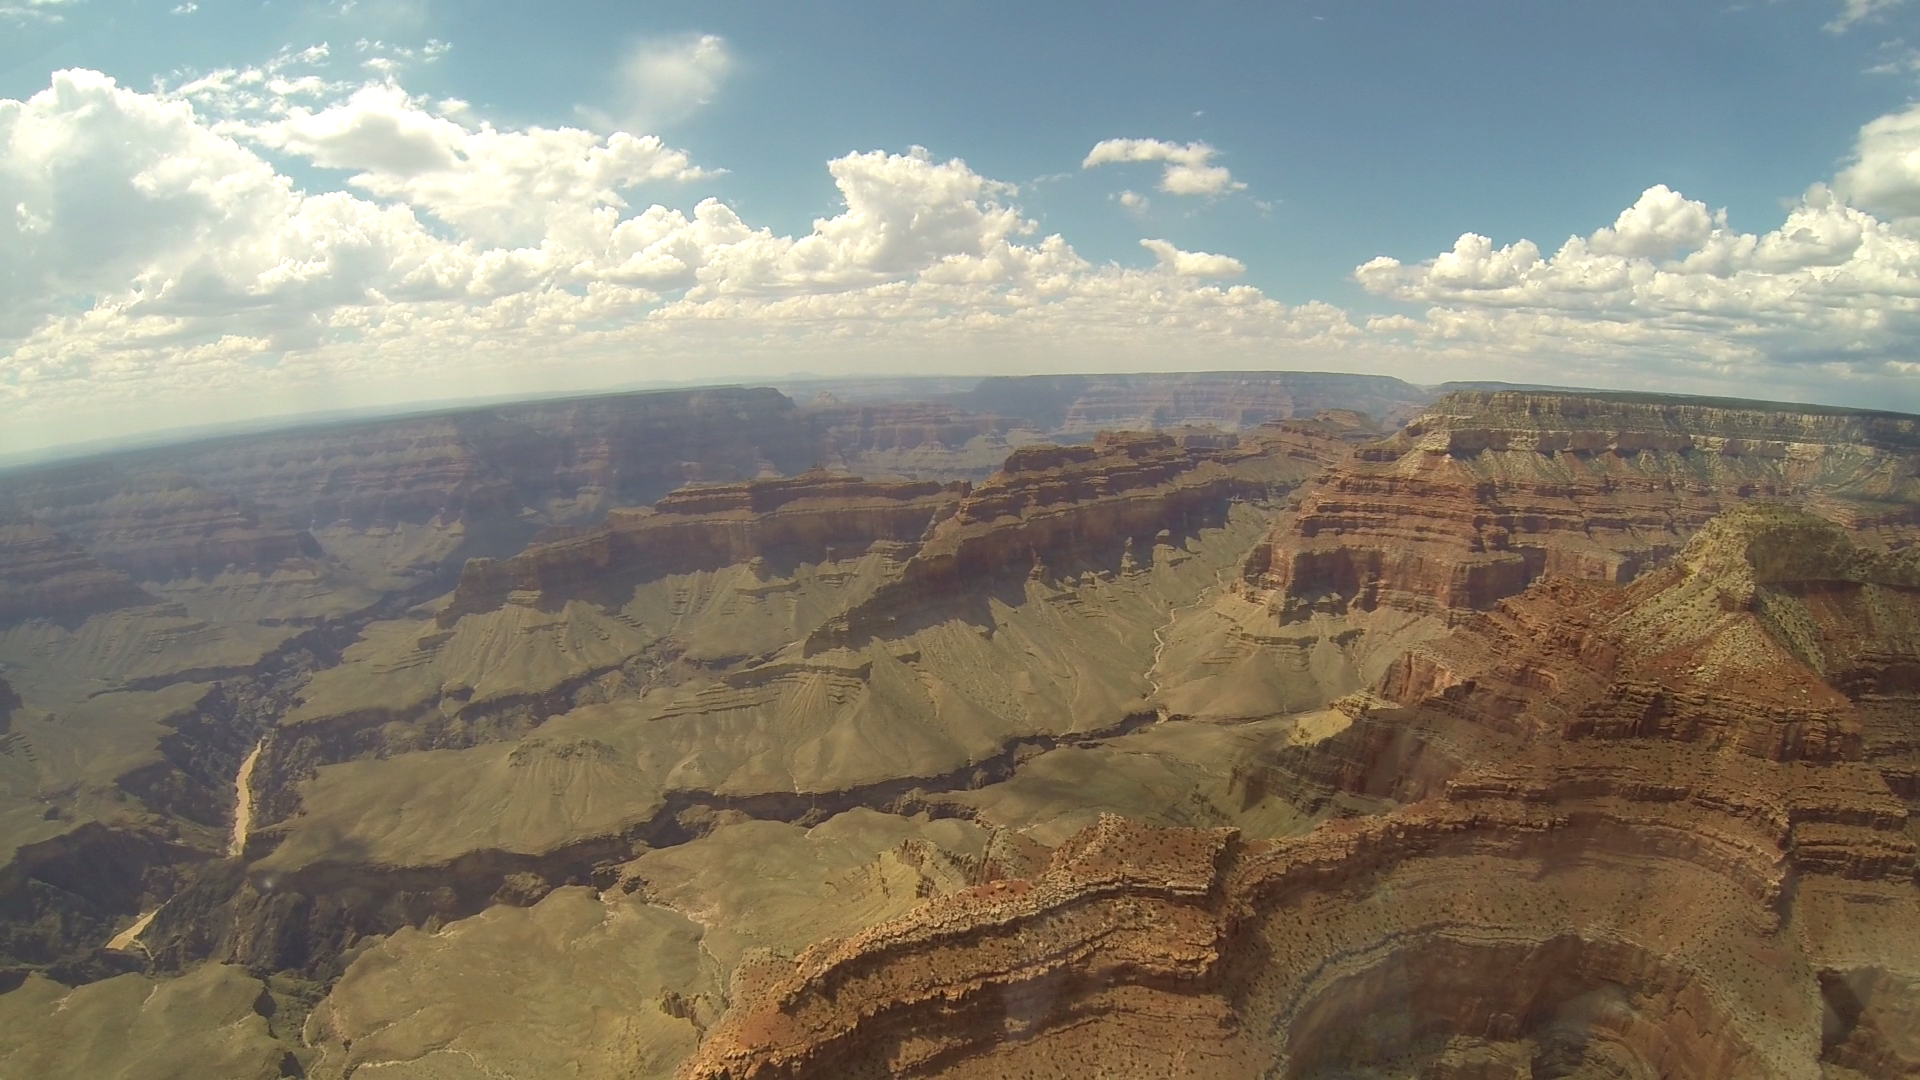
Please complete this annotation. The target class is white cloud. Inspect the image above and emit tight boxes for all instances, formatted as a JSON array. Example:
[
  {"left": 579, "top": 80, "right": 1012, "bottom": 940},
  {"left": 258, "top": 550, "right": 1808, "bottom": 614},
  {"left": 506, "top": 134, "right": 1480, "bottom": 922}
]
[
  {"left": 1140, "top": 239, "right": 1244, "bottom": 278},
  {"left": 243, "top": 83, "right": 712, "bottom": 246},
  {"left": 1353, "top": 177, "right": 1920, "bottom": 390},
  {"left": 0, "top": 0, "right": 77, "bottom": 23},
  {"left": 1118, "top": 190, "right": 1149, "bottom": 214},
  {"left": 596, "top": 33, "right": 733, "bottom": 131},
  {"left": 1836, "top": 102, "right": 1920, "bottom": 220},
  {"left": 1082, "top": 138, "right": 1246, "bottom": 196},
  {"left": 0, "top": 68, "right": 1352, "bottom": 455},
  {"left": 171, "top": 2, "right": 196, "bottom": 13},
  {"left": 15, "top": 59, "right": 1920, "bottom": 457},
  {"left": 1587, "top": 185, "right": 1716, "bottom": 258},
  {"left": 1827, "top": 0, "right": 1908, "bottom": 32}
]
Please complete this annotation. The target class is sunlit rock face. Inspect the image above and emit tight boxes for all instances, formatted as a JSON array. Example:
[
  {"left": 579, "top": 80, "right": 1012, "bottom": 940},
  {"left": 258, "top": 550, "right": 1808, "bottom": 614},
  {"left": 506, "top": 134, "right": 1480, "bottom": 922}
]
[
  {"left": 4, "top": 378, "right": 1920, "bottom": 1080},
  {"left": 680, "top": 505, "right": 1920, "bottom": 1080},
  {"left": 1211, "top": 389, "right": 1920, "bottom": 717}
]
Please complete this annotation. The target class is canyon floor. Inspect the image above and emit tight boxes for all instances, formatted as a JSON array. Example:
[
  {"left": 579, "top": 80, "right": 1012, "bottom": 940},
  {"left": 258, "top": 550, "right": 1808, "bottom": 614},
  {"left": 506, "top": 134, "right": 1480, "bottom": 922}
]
[{"left": 0, "top": 372, "right": 1916, "bottom": 1079}]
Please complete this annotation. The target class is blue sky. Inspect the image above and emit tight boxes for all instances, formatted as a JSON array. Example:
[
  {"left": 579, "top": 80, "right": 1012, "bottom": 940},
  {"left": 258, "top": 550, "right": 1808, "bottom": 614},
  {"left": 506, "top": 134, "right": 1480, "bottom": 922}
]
[{"left": 3, "top": 0, "right": 1920, "bottom": 453}]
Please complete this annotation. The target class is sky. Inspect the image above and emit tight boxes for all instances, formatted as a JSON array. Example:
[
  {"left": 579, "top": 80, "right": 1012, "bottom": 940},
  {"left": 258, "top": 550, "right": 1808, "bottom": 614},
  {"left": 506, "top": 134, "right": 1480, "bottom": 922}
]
[{"left": 3, "top": 0, "right": 1920, "bottom": 456}]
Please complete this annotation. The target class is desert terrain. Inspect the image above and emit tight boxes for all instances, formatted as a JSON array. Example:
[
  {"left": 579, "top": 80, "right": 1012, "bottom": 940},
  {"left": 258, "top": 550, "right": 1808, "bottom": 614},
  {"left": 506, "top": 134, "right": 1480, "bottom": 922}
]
[{"left": 1, "top": 372, "right": 1916, "bottom": 1079}]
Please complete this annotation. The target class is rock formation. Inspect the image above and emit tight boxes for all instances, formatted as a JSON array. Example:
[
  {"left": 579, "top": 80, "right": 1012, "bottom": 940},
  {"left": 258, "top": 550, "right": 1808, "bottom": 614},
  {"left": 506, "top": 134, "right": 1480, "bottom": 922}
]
[
  {"left": 1247, "top": 389, "right": 1920, "bottom": 626},
  {"left": 679, "top": 504, "right": 1920, "bottom": 1079},
  {"left": 1171, "top": 388, "right": 1920, "bottom": 718},
  {"left": 0, "top": 521, "right": 153, "bottom": 624},
  {"left": 805, "top": 400, "right": 1046, "bottom": 481},
  {"left": 0, "top": 465, "right": 314, "bottom": 582},
  {"left": 10, "top": 377, "right": 1920, "bottom": 1080},
  {"left": 958, "top": 371, "right": 1434, "bottom": 434},
  {"left": 443, "top": 470, "right": 970, "bottom": 623},
  {"left": 818, "top": 428, "right": 1340, "bottom": 646}
]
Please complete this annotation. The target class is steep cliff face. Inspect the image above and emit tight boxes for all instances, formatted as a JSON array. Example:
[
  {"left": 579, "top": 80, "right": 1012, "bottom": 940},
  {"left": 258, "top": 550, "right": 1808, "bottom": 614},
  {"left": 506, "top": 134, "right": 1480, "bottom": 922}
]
[
  {"left": 1, "top": 465, "right": 315, "bottom": 582},
  {"left": 142, "top": 387, "right": 817, "bottom": 534},
  {"left": 1178, "top": 390, "right": 1920, "bottom": 718},
  {"left": 678, "top": 504, "right": 1920, "bottom": 1079},
  {"left": 0, "top": 522, "right": 153, "bottom": 624},
  {"left": 442, "top": 471, "right": 969, "bottom": 623},
  {"left": 498, "top": 387, "right": 823, "bottom": 514},
  {"left": 958, "top": 371, "right": 1434, "bottom": 434},
  {"left": 817, "top": 429, "right": 1341, "bottom": 646},
  {"left": 1246, "top": 390, "right": 1920, "bottom": 625},
  {"left": 164, "top": 414, "right": 527, "bottom": 530}
]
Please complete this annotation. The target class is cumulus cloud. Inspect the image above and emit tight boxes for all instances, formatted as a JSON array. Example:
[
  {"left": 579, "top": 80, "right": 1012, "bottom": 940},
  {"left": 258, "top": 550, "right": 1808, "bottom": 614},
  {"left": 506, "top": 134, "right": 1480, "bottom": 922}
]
[
  {"left": 18, "top": 52, "right": 1920, "bottom": 456},
  {"left": 0, "top": 67, "right": 1339, "bottom": 454},
  {"left": 1587, "top": 185, "right": 1717, "bottom": 258},
  {"left": 0, "top": 0, "right": 77, "bottom": 23},
  {"left": 1827, "top": 0, "right": 1908, "bottom": 32},
  {"left": 1353, "top": 177, "right": 1920, "bottom": 389},
  {"left": 1140, "top": 239, "right": 1245, "bottom": 278},
  {"left": 245, "top": 83, "right": 711, "bottom": 245},
  {"left": 593, "top": 33, "right": 733, "bottom": 131},
  {"left": 1836, "top": 102, "right": 1920, "bottom": 221},
  {"left": 1083, "top": 138, "right": 1246, "bottom": 196}
]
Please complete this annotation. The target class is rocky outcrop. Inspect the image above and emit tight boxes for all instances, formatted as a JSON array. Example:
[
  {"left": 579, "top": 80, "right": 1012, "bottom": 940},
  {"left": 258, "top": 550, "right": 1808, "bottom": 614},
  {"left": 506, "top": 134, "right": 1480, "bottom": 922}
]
[
  {"left": 0, "top": 521, "right": 153, "bottom": 624},
  {"left": 958, "top": 371, "right": 1434, "bottom": 434},
  {"left": 681, "top": 815, "right": 1247, "bottom": 1080},
  {"left": 1, "top": 465, "right": 314, "bottom": 581},
  {"left": 678, "top": 504, "right": 1920, "bottom": 1079},
  {"left": 136, "top": 387, "right": 818, "bottom": 532},
  {"left": 815, "top": 429, "right": 1341, "bottom": 645},
  {"left": 442, "top": 471, "right": 969, "bottom": 623},
  {"left": 809, "top": 401, "right": 1036, "bottom": 460},
  {"left": 1244, "top": 389, "right": 1920, "bottom": 627}
]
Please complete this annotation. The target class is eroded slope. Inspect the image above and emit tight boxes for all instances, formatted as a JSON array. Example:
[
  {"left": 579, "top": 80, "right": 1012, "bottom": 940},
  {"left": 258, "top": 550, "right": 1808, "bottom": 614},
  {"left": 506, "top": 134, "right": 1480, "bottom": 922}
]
[{"left": 683, "top": 504, "right": 1920, "bottom": 1079}]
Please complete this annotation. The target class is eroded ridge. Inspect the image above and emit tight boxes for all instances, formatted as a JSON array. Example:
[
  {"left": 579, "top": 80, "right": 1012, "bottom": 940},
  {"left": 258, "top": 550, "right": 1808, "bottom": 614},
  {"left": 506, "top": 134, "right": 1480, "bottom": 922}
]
[
  {"left": 815, "top": 428, "right": 1337, "bottom": 646},
  {"left": 678, "top": 503, "right": 1920, "bottom": 1080},
  {"left": 1244, "top": 389, "right": 1920, "bottom": 627}
]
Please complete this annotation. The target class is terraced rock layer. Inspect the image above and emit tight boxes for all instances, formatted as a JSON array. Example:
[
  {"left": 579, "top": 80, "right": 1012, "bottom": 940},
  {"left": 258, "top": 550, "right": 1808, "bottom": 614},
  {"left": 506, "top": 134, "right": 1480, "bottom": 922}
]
[
  {"left": 174, "top": 426, "right": 1344, "bottom": 982},
  {"left": 1248, "top": 389, "right": 1920, "bottom": 625},
  {"left": 818, "top": 428, "right": 1333, "bottom": 646},
  {"left": 681, "top": 505, "right": 1920, "bottom": 1079},
  {"left": 958, "top": 371, "right": 1433, "bottom": 434},
  {"left": 443, "top": 471, "right": 969, "bottom": 623},
  {"left": 0, "top": 522, "right": 153, "bottom": 625},
  {"left": 1177, "top": 388, "right": 1920, "bottom": 719}
]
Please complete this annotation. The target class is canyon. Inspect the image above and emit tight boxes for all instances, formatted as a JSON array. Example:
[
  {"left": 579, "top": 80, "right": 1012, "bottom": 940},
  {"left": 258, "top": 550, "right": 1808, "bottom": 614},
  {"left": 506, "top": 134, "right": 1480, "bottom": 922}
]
[{"left": 0, "top": 372, "right": 1915, "bottom": 1079}]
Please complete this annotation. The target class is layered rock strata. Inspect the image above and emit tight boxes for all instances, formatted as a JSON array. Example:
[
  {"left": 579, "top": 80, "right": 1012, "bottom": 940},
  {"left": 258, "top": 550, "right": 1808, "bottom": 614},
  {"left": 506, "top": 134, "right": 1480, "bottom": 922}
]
[
  {"left": 0, "top": 522, "right": 153, "bottom": 624},
  {"left": 444, "top": 471, "right": 969, "bottom": 623},
  {"left": 679, "top": 504, "right": 1920, "bottom": 1079},
  {"left": 958, "top": 371, "right": 1433, "bottom": 434},
  {"left": 1, "top": 465, "right": 314, "bottom": 582},
  {"left": 1246, "top": 389, "right": 1920, "bottom": 626},
  {"left": 1185, "top": 389, "right": 1920, "bottom": 717},
  {"left": 817, "top": 429, "right": 1333, "bottom": 645},
  {"left": 805, "top": 400, "right": 1045, "bottom": 481}
]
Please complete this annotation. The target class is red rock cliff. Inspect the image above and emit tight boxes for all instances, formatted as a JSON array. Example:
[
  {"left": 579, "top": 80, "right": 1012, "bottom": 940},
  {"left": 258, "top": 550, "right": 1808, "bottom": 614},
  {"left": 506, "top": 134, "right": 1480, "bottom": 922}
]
[
  {"left": 1243, "top": 389, "right": 1920, "bottom": 625},
  {"left": 442, "top": 471, "right": 968, "bottom": 622},
  {"left": 676, "top": 504, "right": 1920, "bottom": 1079}
]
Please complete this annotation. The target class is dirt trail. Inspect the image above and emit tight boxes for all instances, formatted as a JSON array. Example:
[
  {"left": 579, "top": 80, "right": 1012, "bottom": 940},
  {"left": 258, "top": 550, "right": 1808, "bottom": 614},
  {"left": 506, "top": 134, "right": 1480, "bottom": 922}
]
[
  {"left": 106, "top": 909, "right": 156, "bottom": 953},
  {"left": 230, "top": 739, "right": 264, "bottom": 859}
]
